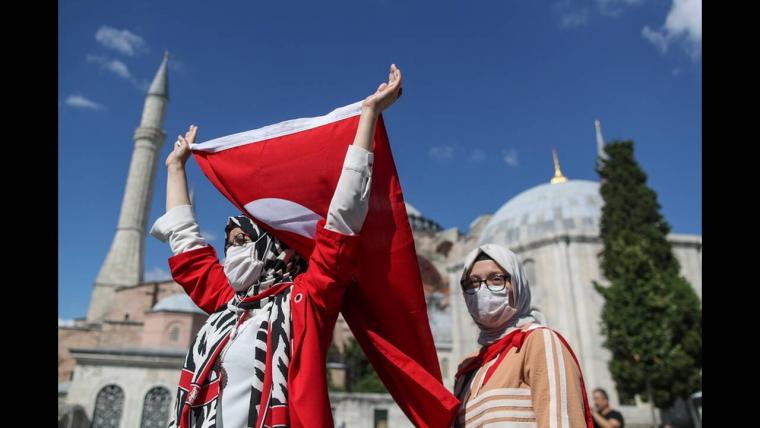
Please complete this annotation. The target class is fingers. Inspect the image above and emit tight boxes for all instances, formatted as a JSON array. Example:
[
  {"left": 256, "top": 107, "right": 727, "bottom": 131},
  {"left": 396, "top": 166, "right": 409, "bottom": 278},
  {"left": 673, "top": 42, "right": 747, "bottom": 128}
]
[
  {"left": 377, "top": 82, "right": 388, "bottom": 93},
  {"left": 387, "top": 64, "right": 401, "bottom": 90},
  {"left": 177, "top": 135, "right": 189, "bottom": 151},
  {"left": 185, "top": 124, "right": 197, "bottom": 143}
]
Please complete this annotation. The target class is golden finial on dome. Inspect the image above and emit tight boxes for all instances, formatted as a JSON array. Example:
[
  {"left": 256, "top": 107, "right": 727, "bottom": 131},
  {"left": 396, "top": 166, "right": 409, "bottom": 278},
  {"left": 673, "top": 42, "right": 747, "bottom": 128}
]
[{"left": 551, "top": 149, "right": 568, "bottom": 184}]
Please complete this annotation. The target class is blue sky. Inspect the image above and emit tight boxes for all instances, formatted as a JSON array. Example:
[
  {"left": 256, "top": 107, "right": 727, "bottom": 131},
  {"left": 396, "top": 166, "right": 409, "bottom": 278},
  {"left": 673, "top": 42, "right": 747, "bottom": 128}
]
[{"left": 59, "top": 0, "right": 701, "bottom": 319}]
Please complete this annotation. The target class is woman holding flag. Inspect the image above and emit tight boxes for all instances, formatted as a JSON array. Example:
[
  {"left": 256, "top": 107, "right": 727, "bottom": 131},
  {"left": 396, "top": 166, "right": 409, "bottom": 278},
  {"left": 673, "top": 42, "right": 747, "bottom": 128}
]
[
  {"left": 150, "top": 65, "right": 406, "bottom": 427},
  {"left": 453, "top": 244, "right": 594, "bottom": 427}
]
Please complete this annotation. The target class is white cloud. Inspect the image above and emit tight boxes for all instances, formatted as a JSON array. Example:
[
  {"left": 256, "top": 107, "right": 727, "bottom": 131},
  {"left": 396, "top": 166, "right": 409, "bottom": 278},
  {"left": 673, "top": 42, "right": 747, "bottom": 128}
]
[
  {"left": 87, "top": 54, "right": 150, "bottom": 90},
  {"left": 58, "top": 319, "right": 76, "bottom": 327},
  {"left": 87, "top": 54, "right": 132, "bottom": 79},
  {"left": 642, "top": 26, "right": 670, "bottom": 53},
  {"left": 201, "top": 231, "right": 217, "bottom": 242},
  {"left": 560, "top": 8, "right": 590, "bottom": 28},
  {"left": 65, "top": 95, "right": 104, "bottom": 110},
  {"left": 429, "top": 145, "right": 455, "bottom": 161},
  {"left": 144, "top": 267, "right": 171, "bottom": 282},
  {"left": 595, "top": 0, "right": 646, "bottom": 16},
  {"left": 664, "top": 0, "right": 701, "bottom": 42},
  {"left": 642, "top": 0, "right": 701, "bottom": 59},
  {"left": 502, "top": 148, "right": 519, "bottom": 167},
  {"left": 556, "top": 0, "right": 646, "bottom": 28},
  {"left": 95, "top": 26, "right": 148, "bottom": 56},
  {"left": 105, "top": 59, "right": 131, "bottom": 79},
  {"left": 467, "top": 149, "right": 487, "bottom": 162},
  {"left": 86, "top": 54, "right": 106, "bottom": 63}
]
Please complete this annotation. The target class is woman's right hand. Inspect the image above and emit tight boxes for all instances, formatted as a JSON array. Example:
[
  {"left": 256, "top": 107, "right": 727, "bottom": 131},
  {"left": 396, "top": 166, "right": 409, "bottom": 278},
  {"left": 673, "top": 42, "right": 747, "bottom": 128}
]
[{"left": 165, "top": 125, "right": 197, "bottom": 170}]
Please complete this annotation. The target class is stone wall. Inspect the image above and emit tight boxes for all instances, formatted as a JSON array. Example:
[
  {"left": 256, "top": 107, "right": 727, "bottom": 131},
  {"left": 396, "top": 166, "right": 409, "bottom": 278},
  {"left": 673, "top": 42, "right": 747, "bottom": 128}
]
[
  {"left": 66, "top": 356, "right": 182, "bottom": 427},
  {"left": 58, "top": 327, "right": 100, "bottom": 383},
  {"left": 329, "top": 392, "right": 413, "bottom": 428}
]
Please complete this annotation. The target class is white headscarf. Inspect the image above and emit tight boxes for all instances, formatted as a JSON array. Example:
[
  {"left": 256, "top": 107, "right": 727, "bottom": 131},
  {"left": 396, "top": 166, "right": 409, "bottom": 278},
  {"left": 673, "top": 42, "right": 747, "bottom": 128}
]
[{"left": 461, "top": 243, "right": 546, "bottom": 346}]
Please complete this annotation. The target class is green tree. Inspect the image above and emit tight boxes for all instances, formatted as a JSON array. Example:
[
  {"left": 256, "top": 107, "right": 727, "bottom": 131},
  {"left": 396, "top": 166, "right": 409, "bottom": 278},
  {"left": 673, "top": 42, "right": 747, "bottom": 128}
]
[
  {"left": 342, "top": 337, "right": 387, "bottom": 393},
  {"left": 593, "top": 141, "right": 701, "bottom": 412},
  {"left": 326, "top": 342, "right": 346, "bottom": 392}
]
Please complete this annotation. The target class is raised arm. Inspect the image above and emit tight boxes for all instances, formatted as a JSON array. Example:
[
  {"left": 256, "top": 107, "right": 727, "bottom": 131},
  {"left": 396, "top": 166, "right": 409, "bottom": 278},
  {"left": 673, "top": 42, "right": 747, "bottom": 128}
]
[
  {"left": 302, "top": 65, "right": 404, "bottom": 328},
  {"left": 324, "top": 64, "right": 403, "bottom": 236},
  {"left": 150, "top": 125, "right": 234, "bottom": 313},
  {"left": 352, "top": 63, "right": 402, "bottom": 153},
  {"left": 150, "top": 125, "right": 208, "bottom": 255},
  {"left": 166, "top": 125, "right": 196, "bottom": 211}
]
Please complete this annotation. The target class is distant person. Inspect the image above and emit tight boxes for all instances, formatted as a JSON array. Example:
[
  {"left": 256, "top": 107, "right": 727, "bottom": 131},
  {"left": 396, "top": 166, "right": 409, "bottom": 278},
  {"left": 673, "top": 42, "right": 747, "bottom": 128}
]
[
  {"left": 592, "top": 388, "right": 624, "bottom": 428},
  {"left": 453, "top": 244, "right": 593, "bottom": 427}
]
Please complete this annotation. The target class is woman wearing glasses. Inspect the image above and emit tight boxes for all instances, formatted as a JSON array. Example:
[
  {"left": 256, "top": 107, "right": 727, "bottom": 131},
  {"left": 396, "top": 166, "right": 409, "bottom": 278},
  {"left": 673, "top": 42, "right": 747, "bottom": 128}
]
[
  {"left": 149, "top": 65, "right": 402, "bottom": 428},
  {"left": 453, "top": 244, "right": 594, "bottom": 427}
]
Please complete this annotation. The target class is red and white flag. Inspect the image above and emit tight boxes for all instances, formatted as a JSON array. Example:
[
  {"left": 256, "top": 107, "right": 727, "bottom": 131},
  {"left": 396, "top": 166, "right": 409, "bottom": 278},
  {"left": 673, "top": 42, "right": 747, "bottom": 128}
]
[{"left": 191, "top": 101, "right": 459, "bottom": 427}]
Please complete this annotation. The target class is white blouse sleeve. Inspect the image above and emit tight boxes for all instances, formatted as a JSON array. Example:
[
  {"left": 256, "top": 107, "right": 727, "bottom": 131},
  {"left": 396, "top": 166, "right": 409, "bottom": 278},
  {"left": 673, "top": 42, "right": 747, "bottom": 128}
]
[
  {"left": 149, "top": 205, "right": 209, "bottom": 255},
  {"left": 324, "top": 145, "right": 374, "bottom": 236}
]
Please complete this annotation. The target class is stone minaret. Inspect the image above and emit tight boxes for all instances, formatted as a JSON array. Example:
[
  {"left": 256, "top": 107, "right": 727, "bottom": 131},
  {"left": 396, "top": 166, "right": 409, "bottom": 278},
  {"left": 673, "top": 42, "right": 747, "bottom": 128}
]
[
  {"left": 595, "top": 119, "right": 608, "bottom": 161},
  {"left": 87, "top": 53, "right": 170, "bottom": 322}
]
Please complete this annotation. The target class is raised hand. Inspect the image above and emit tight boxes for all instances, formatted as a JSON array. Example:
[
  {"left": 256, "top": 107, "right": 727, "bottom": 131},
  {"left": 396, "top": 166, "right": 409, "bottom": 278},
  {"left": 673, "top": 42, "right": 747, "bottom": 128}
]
[
  {"left": 362, "top": 64, "right": 403, "bottom": 115},
  {"left": 165, "top": 124, "right": 197, "bottom": 169}
]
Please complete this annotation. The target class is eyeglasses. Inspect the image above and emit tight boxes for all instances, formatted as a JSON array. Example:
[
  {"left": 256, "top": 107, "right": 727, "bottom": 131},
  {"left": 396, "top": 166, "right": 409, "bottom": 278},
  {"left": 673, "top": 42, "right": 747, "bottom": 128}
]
[
  {"left": 229, "top": 232, "right": 253, "bottom": 247},
  {"left": 461, "top": 273, "right": 510, "bottom": 294}
]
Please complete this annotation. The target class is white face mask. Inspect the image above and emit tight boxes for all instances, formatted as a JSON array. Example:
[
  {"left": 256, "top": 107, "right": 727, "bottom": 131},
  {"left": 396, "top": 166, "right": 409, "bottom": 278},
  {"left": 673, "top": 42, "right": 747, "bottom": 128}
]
[
  {"left": 464, "top": 285, "right": 516, "bottom": 330},
  {"left": 223, "top": 241, "right": 266, "bottom": 292}
]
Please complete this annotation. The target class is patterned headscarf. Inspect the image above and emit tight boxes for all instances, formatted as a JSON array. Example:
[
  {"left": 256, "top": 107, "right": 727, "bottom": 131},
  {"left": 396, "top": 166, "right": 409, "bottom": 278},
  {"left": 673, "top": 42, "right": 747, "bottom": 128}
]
[{"left": 224, "top": 215, "right": 308, "bottom": 302}]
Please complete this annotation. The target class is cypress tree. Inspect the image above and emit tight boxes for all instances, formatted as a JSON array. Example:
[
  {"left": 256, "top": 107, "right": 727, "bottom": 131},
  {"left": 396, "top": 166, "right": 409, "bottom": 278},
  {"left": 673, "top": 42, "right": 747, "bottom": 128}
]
[{"left": 594, "top": 141, "right": 701, "bottom": 411}]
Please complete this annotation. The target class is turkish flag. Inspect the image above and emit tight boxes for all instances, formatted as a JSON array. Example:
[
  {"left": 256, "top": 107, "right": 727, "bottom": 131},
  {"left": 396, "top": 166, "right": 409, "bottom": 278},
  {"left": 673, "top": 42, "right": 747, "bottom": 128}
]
[{"left": 191, "top": 101, "right": 459, "bottom": 427}]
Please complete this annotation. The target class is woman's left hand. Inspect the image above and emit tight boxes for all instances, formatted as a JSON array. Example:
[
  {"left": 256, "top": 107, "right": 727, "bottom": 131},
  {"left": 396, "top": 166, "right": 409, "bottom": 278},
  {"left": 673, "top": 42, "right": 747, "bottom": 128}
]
[{"left": 362, "top": 64, "right": 403, "bottom": 115}]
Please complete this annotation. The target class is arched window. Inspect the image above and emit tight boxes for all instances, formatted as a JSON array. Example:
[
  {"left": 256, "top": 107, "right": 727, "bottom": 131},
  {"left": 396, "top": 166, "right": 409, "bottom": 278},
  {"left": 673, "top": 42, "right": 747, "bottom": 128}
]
[
  {"left": 140, "top": 386, "right": 172, "bottom": 428},
  {"left": 92, "top": 384, "right": 124, "bottom": 428},
  {"left": 523, "top": 259, "right": 537, "bottom": 288},
  {"left": 168, "top": 324, "right": 180, "bottom": 342}
]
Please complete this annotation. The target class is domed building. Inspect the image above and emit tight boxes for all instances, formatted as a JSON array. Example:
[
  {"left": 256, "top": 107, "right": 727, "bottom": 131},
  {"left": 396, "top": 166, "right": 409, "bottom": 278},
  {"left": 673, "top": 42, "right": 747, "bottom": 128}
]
[
  {"left": 58, "top": 54, "right": 700, "bottom": 427},
  {"left": 60, "top": 282, "right": 212, "bottom": 427}
]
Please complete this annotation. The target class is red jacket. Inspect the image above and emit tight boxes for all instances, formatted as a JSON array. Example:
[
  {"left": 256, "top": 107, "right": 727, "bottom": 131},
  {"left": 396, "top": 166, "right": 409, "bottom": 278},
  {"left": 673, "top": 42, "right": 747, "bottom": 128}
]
[{"left": 169, "top": 220, "right": 360, "bottom": 427}]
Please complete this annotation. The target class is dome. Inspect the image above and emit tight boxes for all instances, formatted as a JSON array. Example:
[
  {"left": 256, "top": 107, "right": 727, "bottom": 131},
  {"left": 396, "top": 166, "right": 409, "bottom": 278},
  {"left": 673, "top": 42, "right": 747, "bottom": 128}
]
[
  {"left": 152, "top": 293, "right": 205, "bottom": 314},
  {"left": 478, "top": 180, "right": 603, "bottom": 246},
  {"left": 405, "top": 202, "right": 443, "bottom": 233},
  {"left": 405, "top": 202, "right": 422, "bottom": 217}
]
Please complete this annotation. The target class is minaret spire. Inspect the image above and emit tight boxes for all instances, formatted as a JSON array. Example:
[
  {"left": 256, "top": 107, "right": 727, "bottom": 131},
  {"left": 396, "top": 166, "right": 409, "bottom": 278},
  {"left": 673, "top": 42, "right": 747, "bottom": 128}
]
[
  {"left": 595, "top": 119, "right": 608, "bottom": 161},
  {"left": 87, "top": 55, "right": 170, "bottom": 322},
  {"left": 550, "top": 149, "right": 568, "bottom": 184}
]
